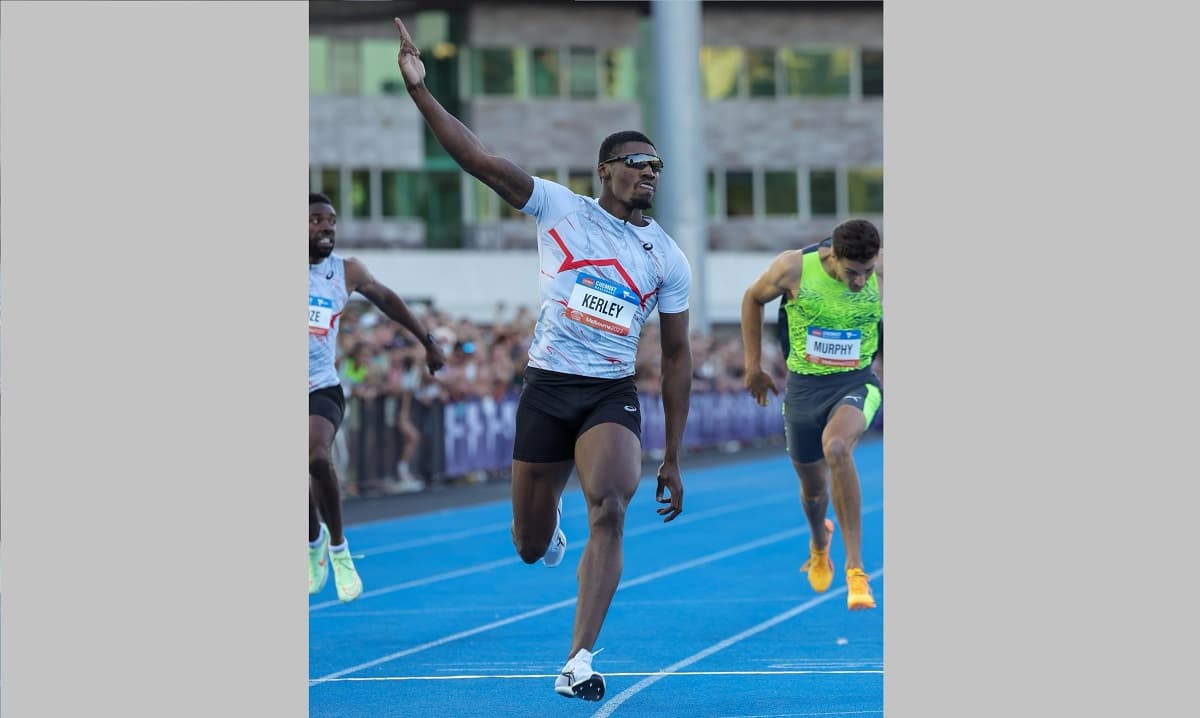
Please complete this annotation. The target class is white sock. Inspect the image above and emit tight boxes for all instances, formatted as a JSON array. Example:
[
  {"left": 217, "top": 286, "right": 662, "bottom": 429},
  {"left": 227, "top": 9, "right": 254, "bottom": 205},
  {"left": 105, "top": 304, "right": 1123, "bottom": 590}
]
[
  {"left": 309, "top": 524, "right": 327, "bottom": 549},
  {"left": 329, "top": 540, "right": 348, "bottom": 553}
]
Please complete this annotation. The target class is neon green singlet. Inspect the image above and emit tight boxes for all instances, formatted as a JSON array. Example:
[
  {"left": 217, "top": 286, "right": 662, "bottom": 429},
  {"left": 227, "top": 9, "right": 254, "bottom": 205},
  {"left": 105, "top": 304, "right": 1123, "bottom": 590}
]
[{"left": 784, "top": 250, "right": 882, "bottom": 376}]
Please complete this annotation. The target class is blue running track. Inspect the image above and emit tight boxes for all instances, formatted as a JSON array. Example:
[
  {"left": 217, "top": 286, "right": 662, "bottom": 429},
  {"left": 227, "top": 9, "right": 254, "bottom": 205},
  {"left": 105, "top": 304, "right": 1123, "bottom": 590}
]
[{"left": 310, "top": 439, "right": 883, "bottom": 718}]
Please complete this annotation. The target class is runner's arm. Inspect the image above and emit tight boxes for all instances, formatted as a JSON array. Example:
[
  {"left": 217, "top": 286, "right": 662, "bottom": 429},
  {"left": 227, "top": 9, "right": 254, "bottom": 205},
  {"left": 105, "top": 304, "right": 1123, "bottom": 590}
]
[
  {"left": 394, "top": 18, "right": 532, "bottom": 209},
  {"left": 658, "top": 310, "right": 693, "bottom": 464},
  {"left": 345, "top": 259, "right": 428, "bottom": 341},
  {"left": 741, "top": 250, "right": 802, "bottom": 374}
]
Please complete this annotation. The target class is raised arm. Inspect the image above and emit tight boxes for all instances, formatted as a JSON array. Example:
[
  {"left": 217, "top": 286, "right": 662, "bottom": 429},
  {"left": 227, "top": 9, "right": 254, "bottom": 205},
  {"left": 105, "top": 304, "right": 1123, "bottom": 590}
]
[
  {"left": 740, "top": 250, "right": 802, "bottom": 406},
  {"left": 394, "top": 17, "right": 533, "bottom": 209},
  {"left": 345, "top": 258, "right": 446, "bottom": 375}
]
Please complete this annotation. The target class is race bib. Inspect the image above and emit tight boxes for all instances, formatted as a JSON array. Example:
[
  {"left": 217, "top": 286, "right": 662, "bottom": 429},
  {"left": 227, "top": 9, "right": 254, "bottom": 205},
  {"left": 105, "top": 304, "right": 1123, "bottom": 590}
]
[
  {"left": 565, "top": 273, "right": 639, "bottom": 336},
  {"left": 309, "top": 296, "right": 334, "bottom": 336},
  {"left": 805, "top": 327, "right": 861, "bottom": 367}
]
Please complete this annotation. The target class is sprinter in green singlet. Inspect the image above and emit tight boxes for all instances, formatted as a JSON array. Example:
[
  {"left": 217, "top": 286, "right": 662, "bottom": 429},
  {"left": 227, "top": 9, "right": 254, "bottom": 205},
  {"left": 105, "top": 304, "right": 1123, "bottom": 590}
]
[{"left": 739, "top": 219, "right": 883, "bottom": 610}]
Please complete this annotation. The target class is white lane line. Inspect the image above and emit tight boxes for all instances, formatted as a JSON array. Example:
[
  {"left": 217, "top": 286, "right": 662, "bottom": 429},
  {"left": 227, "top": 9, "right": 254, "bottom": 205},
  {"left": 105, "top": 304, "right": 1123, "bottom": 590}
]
[
  {"left": 344, "top": 456, "right": 793, "bottom": 531},
  {"left": 310, "top": 595, "right": 851, "bottom": 619},
  {"left": 357, "top": 520, "right": 519, "bottom": 556},
  {"left": 309, "top": 555, "right": 520, "bottom": 610},
  {"left": 590, "top": 568, "right": 884, "bottom": 718},
  {"left": 310, "top": 597, "right": 578, "bottom": 685},
  {"left": 309, "top": 491, "right": 800, "bottom": 611},
  {"left": 316, "top": 669, "right": 883, "bottom": 682},
  {"left": 353, "top": 472, "right": 788, "bottom": 557},
  {"left": 310, "top": 506, "right": 882, "bottom": 685}
]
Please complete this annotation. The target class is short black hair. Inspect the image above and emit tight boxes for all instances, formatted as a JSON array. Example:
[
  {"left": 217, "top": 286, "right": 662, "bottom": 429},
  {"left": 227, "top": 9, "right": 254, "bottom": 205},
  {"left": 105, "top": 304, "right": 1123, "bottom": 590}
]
[
  {"left": 310, "top": 191, "right": 333, "bottom": 207},
  {"left": 598, "top": 130, "right": 655, "bottom": 165},
  {"left": 831, "top": 219, "right": 881, "bottom": 263}
]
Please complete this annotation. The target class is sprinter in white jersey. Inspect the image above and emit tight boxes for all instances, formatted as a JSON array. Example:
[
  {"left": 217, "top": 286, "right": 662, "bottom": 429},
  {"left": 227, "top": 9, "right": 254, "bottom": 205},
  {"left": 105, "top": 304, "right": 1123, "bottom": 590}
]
[
  {"left": 393, "top": 18, "right": 694, "bottom": 703},
  {"left": 308, "top": 191, "right": 446, "bottom": 603}
]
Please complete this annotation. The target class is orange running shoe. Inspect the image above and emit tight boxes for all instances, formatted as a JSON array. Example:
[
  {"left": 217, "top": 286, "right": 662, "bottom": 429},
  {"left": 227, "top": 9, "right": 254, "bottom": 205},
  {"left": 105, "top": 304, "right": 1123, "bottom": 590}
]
[
  {"left": 800, "top": 519, "right": 835, "bottom": 592},
  {"left": 846, "top": 567, "right": 876, "bottom": 610}
]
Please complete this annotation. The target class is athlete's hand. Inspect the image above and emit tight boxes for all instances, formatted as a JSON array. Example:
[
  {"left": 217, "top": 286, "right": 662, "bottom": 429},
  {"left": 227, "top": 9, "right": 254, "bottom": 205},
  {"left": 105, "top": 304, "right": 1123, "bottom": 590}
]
[
  {"left": 424, "top": 341, "right": 446, "bottom": 375},
  {"left": 393, "top": 17, "right": 426, "bottom": 90},
  {"left": 655, "top": 460, "right": 684, "bottom": 522},
  {"left": 744, "top": 369, "right": 779, "bottom": 407}
]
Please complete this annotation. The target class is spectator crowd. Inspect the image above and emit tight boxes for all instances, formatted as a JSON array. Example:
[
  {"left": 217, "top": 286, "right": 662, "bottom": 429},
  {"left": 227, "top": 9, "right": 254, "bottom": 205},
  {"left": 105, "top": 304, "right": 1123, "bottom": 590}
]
[{"left": 331, "top": 300, "right": 793, "bottom": 499}]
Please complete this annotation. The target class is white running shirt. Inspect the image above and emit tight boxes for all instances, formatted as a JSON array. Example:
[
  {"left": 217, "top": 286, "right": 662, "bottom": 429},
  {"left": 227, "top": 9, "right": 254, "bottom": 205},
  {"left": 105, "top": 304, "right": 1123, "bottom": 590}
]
[
  {"left": 520, "top": 177, "right": 692, "bottom": 379},
  {"left": 308, "top": 254, "right": 348, "bottom": 392}
]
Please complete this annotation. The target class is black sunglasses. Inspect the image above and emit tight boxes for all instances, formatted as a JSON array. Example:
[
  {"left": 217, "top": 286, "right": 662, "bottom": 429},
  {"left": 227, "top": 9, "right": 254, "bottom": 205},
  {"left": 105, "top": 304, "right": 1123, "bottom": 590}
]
[{"left": 601, "top": 153, "right": 665, "bottom": 173}]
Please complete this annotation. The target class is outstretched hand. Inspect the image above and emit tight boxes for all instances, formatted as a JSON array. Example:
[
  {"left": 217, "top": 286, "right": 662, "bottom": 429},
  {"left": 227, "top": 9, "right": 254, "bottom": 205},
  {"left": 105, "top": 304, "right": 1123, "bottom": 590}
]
[
  {"left": 393, "top": 17, "right": 426, "bottom": 89},
  {"left": 655, "top": 460, "right": 684, "bottom": 523}
]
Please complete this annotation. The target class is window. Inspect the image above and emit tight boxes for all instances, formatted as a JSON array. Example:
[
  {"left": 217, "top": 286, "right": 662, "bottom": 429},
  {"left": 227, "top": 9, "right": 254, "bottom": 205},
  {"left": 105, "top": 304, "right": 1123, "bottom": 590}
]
[
  {"left": 350, "top": 169, "right": 371, "bottom": 218},
  {"left": 474, "top": 47, "right": 516, "bottom": 96},
  {"left": 568, "top": 170, "right": 595, "bottom": 198},
  {"left": 781, "top": 48, "right": 852, "bottom": 97},
  {"left": 706, "top": 170, "right": 719, "bottom": 218},
  {"left": 469, "top": 175, "right": 494, "bottom": 222},
  {"left": 568, "top": 47, "right": 599, "bottom": 99},
  {"left": 603, "top": 48, "right": 637, "bottom": 99},
  {"left": 848, "top": 168, "right": 883, "bottom": 214},
  {"left": 809, "top": 169, "right": 837, "bottom": 216},
  {"left": 361, "top": 39, "right": 406, "bottom": 95},
  {"left": 746, "top": 49, "right": 777, "bottom": 97},
  {"left": 725, "top": 170, "right": 754, "bottom": 217},
  {"left": 764, "top": 170, "right": 798, "bottom": 216},
  {"left": 326, "top": 167, "right": 485, "bottom": 246},
  {"left": 424, "top": 171, "right": 464, "bottom": 248},
  {"left": 413, "top": 10, "right": 451, "bottom": 47},
  {"left": 331, "top": 39, "right": 360, "bottom": 95},
  {"left": 382, "top": 171, "right": 422, "bottom": 218},
  {"left": 700, "top": 47, "right": 743, "bottom": 100},
  {"left": 310, "top": 36, "right": 329, "bottom": 94},
  {"left": 527, "top": 47, "right": 633, "bottom": 99},
  {"left": 532, "top": 48, "right": 561, "bottom": 97},
  {"left": 422, "top": 37, "right": 463, "bottom": 159},
  {"left": 319, "top": 169, "right": 342, "bottom": 211},
  {"left": 861, "top": 49, "right": 883, "bottom": 97}
]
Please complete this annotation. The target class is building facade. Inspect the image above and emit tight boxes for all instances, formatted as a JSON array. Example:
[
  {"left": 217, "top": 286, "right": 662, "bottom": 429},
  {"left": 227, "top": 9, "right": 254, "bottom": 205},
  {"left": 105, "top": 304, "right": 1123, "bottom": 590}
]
[{"left": 309, "top": 0, "right": 883, "bottom": 254}]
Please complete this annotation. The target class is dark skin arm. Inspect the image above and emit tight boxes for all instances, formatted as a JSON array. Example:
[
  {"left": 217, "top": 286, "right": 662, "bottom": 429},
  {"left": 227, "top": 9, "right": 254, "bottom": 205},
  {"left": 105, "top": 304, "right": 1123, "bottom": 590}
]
[
  {"left": 740, "top": 250, "right": 803, "bottom": 406},
  {"left": 655, "top": 310, "right": 692, "bottom": 522},
  {"left": 345, "top": 258, "right": 446, "bottom": 375},
  {"left": 393, "top": 17, "right": 533, "bottom": 210}
]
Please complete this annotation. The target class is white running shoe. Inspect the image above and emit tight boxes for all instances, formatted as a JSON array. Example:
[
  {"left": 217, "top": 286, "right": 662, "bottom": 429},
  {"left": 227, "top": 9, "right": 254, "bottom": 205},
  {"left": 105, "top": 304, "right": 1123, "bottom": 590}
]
[
  {"left": 554, "top": 648, "right": 605, "bottom": 701},
  {"left": 330, "top": 544, "right": 363, "bottom": 603},
  {"left": 308, "top": 522, "right": 330, "bottom": 595},
  {"left": 542, "top": 497, "right": 567, "bottom": 568}
]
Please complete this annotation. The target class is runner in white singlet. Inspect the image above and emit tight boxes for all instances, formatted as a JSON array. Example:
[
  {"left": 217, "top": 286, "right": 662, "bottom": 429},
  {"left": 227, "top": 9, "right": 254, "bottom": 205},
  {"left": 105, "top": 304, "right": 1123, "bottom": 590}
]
[
  {"left": 393, "top": 18, "right": 695, "bottom": 703},
  {"left": 308, "top": 192, "right": 445, "bottom": 604}
]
